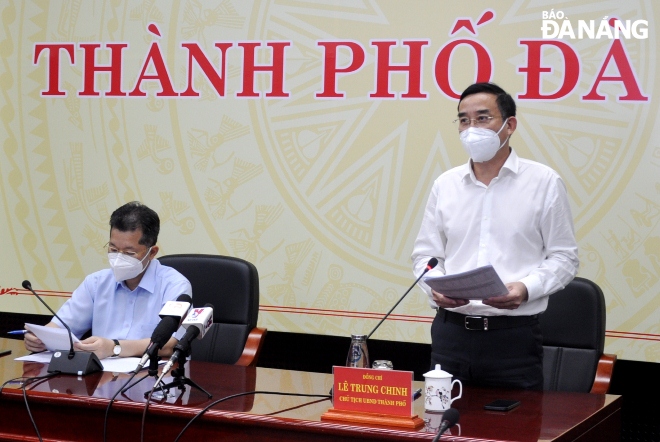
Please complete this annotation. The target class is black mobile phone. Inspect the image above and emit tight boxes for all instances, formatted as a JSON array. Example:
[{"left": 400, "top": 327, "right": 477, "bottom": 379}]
[{"left": 484, "top": 399, "right": 520, "bottom": 411}]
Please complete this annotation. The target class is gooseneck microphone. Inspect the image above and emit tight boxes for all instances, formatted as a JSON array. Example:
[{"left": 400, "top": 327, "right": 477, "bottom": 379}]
[
  {"left": 134, "top": 294, "right": 192, "bottom": 373},
  {"left": 431, "top": 407, "right": 459, "bottom": 442},
  {"left": 22, "top": 280, "right": 102, "bottom": 375},
  {"left": 366, "top": 258, "right": 439, "bottom": 339}
]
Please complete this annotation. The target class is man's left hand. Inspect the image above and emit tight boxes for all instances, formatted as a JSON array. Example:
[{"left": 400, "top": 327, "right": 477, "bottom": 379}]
[
  {"left": 74, "top": 336, "right": 114, "bottom": 359},
  {"left": 482, "top": 282, "right": 528, "bottom": 310}
]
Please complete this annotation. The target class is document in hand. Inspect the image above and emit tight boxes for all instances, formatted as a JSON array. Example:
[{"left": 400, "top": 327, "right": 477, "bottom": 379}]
[
  {"left": 423, "top": 265, "right": 508, "bottom": 300},
  {"left": 24, "top": 323, "right": 80, "bottom": 351}
]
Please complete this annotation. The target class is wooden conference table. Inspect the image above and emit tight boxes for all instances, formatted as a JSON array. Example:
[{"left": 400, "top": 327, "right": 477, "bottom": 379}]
[{"left": 0, "top": 338, "right": 620, "bottom": 442}]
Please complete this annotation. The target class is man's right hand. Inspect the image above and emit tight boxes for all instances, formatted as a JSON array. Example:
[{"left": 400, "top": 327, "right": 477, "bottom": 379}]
[
  {"left": 24, "top": 331, "right": 47, "bottom": 353},
  {"left": 432, "top": 290, "right": 469, "bottom": 309}
]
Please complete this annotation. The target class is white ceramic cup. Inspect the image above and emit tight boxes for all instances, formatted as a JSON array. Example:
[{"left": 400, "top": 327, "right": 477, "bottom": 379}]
[{"left": 423, "top": 364, "right": 463, "bottom": 412}]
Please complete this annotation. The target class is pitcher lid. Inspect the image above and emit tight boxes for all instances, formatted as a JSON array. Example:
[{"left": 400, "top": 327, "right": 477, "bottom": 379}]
[{"left": 423, "top": 364, "right": 453, "bottom": 379}]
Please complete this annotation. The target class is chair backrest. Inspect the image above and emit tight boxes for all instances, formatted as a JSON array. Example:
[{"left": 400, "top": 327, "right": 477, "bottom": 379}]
[
  {"left": 158, "top": 254, "right": 259, "bottom": 365},
  {"left": 539, "top": 277, "right": 606, "bottom": 392}
]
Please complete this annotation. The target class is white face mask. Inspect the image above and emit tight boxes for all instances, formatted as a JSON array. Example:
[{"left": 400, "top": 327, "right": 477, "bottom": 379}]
[
  {"left": 108, "top": 247, "right": 152, "bottom": 282},
  {"left": 460, "top": 118, "right": 510, "bottom": 163}
]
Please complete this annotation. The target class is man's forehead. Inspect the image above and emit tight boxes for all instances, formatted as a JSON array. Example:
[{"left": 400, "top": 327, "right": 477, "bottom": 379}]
[
  {"left": 457, "top": 107, "right": 494, "bottom": 116},
  {"left": 109, "top": 228, "right": 143, "bottom": 246},
  {"left": 458, "top": 92, "right": 497, "bottom": 113}
]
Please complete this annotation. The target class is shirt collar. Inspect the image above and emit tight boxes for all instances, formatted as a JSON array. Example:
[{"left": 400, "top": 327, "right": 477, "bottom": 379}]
[
  {"left": 116, "top": 257, "right": 158, "bottom": 293},
  {"left": 501, "top": 147, "right": 519, "bottom": 175},
  {"left": 461, "top": 148, "right": 520, "bottom": 184}
]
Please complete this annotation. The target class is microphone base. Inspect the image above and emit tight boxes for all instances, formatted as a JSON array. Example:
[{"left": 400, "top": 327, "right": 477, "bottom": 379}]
[
  {"left": 48, "top": 350, "right": 103, "bottom": 376},
  {"left": 154, "top": 370, "right": 212, "bottom": 399}
]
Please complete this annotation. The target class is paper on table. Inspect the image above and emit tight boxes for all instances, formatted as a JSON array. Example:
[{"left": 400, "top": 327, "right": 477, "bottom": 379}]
[
  {"left": 15, "top": 351, "right": 53, "bottom": 364},
  {"left": 423, "top": 265, "right": 508, "bottom": 300},
  {"left": 15, "top": 353, "right": 163, "bottom": 373},
  {"left": 99, "top": 357, "right": 152, "bottom": 373},
  {"left": 24, "top": 323, "right": 80, "bottom": 351}
]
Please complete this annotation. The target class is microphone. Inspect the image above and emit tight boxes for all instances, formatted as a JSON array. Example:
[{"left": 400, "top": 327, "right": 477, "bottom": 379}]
[
  {"left": 366, "top": 258, "right": 438, "bottom": 339},
  {"left": 156, "top": 304, "right": 214, "bottom": 384},
  {"left": 134, "top": 294, "right": 192, "bottom": 372},
  {"left": 22, "top": 280, "right": 102, "bottom": 376},
  {"left": 431, "top": 408, "right": 459, "bottom": 442}
]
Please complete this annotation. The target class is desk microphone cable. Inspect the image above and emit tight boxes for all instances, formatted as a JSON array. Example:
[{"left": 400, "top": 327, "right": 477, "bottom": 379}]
[
  {"left": 173, "top": 391, "right": 332, "bottom": 442},
  {"left": 0, "top": 375, "right": 29, "bottom": 392},
  {"left": 140, "top": 378, "right": 162, "bottom": 442},
  {"left": 20, "top": 371, "right": 60, "bottom": 442}
]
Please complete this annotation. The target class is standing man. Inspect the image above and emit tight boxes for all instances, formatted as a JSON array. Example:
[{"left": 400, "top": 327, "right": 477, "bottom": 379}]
[
  {"left": 412, "top": 83, "right": 579, "bottom": 389},
  {"left": 24, "top": 201, "right": 192, "bottom": 360}
]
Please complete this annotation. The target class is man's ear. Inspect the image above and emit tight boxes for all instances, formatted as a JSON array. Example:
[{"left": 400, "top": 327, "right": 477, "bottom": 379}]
[
  {"left": 149, "top": 245, "right": 159, "bottom": 259},
  {"left": 506, "top": 116, "right": 517, "bottom": 135}
]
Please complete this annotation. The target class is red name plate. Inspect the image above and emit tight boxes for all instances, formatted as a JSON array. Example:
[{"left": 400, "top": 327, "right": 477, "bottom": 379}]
[{"left": 332, "top": 366, "right": 414, "bottom": 417}]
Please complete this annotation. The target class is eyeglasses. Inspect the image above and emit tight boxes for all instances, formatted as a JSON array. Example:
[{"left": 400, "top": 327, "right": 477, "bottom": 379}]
[
  {"left": 453, "top": 115, "right": 501, "bottom": 130},
  {"left": 105, "top": 243, "right": 148, "bottom": 258}
]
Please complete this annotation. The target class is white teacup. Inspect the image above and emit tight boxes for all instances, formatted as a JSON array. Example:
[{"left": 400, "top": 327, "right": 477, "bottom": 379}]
[{"left": 423, "top": 364, "right": 463, "bottom": 412}]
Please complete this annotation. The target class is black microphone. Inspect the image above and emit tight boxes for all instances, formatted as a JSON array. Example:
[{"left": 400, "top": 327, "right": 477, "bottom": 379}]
[
  {"left": 155, "top": 303, "right": 214, "bottom": 384},
  {"left": 22, "top": 280, "right": 102, "bottom": 376},
  {"left": 366, "top": 258, "right": 439, "bottom": 339},
  {"left": 134, "top": 294, "right": 192, "bottom": 372},
  {"left": 431, "top": 408, "right": 460, "bottom": 442}
]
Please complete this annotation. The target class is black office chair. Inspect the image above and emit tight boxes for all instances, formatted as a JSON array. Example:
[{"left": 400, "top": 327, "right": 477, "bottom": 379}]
[
  {"left": 539, "top": 277, "right": 616, "bottom": 393},
  {"left": 158, "top": 254, "right": 267, "bottom": 366}
]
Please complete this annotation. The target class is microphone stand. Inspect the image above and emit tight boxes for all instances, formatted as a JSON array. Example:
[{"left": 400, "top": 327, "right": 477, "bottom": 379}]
[
  {"left": 120, "top": 356, "right": 161, "bottom": 394},
  {"left": 331, "top": 258, "right": 438, "bottom": 396},
  {"left": 153, "top": 349, "right": 212, "bottom": 399},
  {"left": 152, "top": 335, "right": 213, "bottom": 399},
  {"left": 367, "top": 258, "right": 438, "bottom": 339},
  {"left": 22, "top": 280, "right": 102, "bottom": 375}
]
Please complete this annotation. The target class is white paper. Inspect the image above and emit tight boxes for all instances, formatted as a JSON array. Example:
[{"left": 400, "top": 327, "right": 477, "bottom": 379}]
[
  {"left": 423, "top": 265, "right": 508, "bottom": 300},
  {"left": 98, "top": 356, "right": 150, "bottom": 373},
  {"left": 15, "top": 352, "right": 53, "bottom": 364},
  {"left": 24, "top": 323, "right": 80, "bottom": 351},
  {"left": 15, "top": 353, "right": 163, "bottom": 373}
]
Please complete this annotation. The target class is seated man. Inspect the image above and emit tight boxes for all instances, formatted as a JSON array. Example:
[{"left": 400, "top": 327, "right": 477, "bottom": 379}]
[{"left": 24, "top": 201, "right": 192, "bottom": 359}]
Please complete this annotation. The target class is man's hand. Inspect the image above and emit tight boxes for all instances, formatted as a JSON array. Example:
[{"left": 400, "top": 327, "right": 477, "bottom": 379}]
[
  {"left": 74, "top": 336, "right": 114, "bottom": 360},
  {"left": 482, "top": 282, "right": 528, "bottom": 310},
  {"left": 24, "top": 331, "right": 47, "bottom": 353},
  {"left": 432, "top": 290, "right": 469, "bottom": 309}
]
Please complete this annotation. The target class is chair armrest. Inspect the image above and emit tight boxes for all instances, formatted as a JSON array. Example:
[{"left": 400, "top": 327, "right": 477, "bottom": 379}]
[
  {"left": 590, "top": 353, "right": 617, "bottom": 394},
  {"left": 235, "top": 327, "right": 268, "bottom": 367}
]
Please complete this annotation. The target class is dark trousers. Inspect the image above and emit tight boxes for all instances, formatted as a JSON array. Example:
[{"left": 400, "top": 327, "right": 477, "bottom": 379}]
[{"left": 430, "top": 310, "right": 544, "bottom": 390}]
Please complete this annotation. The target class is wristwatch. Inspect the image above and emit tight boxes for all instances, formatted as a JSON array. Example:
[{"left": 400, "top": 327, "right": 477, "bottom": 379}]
[{"left": 112, "top": 339, "right": 121, "bottom": 357}]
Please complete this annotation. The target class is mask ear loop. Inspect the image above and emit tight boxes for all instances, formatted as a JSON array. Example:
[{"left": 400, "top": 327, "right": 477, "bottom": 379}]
[
  {"left": 496, "top": 117, "right": 510, "bottom": 149},
  {"left": 139, "top": 247, "right": 153, "bottom": 273}
]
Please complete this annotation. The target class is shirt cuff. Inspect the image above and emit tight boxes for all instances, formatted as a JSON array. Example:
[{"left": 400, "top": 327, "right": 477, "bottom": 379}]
[{"left": 519, "top": 275, "right": 543, "bottom": 302}]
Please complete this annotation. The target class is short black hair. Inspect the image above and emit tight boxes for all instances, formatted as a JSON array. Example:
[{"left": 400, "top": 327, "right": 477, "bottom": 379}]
[
  {"left": 458, "top": 82, "right": 516, "bottom": 119},
  {"left": 109, "top": 201, "right": 160, "bottom": 247}
]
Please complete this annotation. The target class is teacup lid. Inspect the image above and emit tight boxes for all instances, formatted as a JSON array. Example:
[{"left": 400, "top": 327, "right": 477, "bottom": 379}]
[{"left": 423, "top": 364, "right": 453, "bottom": 379}]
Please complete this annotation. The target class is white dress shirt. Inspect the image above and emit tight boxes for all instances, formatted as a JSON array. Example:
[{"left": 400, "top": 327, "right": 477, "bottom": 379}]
[{"left": 412, "top": 149, "right": 579, "bottom": 316}]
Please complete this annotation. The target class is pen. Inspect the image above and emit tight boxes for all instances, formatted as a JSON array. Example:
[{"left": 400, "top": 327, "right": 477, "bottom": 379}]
[
  {"left": 7, "top": 330, "right": 28, "bottom": 335},
  {"left": 413, "top": 388, "right": 422, "bottom": 400},
  {"left": 0, "top": 349, "right": 11, "bottom": 358}
]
